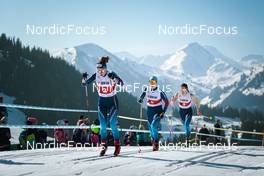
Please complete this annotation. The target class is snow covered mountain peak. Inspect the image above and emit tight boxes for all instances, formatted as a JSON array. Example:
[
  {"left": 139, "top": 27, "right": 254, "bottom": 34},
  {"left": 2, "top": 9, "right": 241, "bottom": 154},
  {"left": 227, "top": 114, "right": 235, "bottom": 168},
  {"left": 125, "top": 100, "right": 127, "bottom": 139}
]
[
  {"left": 242, "top": 64, "right": 264, "bottom": 95},
  {"left": 52, "top": 43, "right": 111, "bottom": 66},
  {"left": 52, "top": 47, "right": 77, "bottom": 65},
  {"left": 75, "top": 43, "right": 112, "bottom": 58},
  {"left": 180, "top": 42, "right": 206, "bottom": 53},
  {"left": 161, "top": 42, "right": 216, "bottom": 76}
]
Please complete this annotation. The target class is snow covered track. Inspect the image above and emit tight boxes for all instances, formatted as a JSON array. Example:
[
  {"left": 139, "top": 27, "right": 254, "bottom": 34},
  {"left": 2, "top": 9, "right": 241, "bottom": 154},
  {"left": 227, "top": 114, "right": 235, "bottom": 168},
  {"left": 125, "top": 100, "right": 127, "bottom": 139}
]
[{"left": 0, "top": 146, "right": 264, "bottom": 176}]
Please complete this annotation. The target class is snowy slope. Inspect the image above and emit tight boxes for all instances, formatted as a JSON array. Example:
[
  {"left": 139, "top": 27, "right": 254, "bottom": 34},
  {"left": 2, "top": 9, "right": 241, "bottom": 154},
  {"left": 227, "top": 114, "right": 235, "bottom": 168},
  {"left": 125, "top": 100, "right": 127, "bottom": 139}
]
[
  {"left": 0, "top": 146, "right": 264, "bottom": 176},
  {"left": 115, "top": 52, "right": 171, "bottom": 68},
  {"left": 161, "top": 42, "right": 216, "bottom": 76},
  {"left": 53, "top": 47, "right": 77, "bottom": 66},
  {"left": 241, "top": 65, "right": 264, "bottom": 96},
  {"left": 204, "top": 45, "right": 245, "bottom": 71},
  {"left": 114, "top": 51, "right": 141, "bottom": 62},
  {"left": 218, "top": 65, "right": 264, "bottom": 110},
  {"left": 201, "top": 64, "right": 264, "bottom": 108},
  {"left": 139, "top": 54, "right": 172, "bottom": 68}
]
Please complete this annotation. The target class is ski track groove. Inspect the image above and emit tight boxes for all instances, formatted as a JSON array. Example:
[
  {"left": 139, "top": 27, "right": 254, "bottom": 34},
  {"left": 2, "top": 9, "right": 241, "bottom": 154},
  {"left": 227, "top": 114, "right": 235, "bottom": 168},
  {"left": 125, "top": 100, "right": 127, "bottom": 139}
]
[
  {"left": 16, "top": 172, "right": 34, "bottom": 176},
  {"left": 74, "top": 171, "right": 83, "bottom": 176},
  {"left": 72, "top": 148, "right": 154, "bottom": 163},
  {"left": 100, "top": 161, "right": 134, "bottom": 171},
  {"left": 1, "top": 150, "right": 74, "bottom": 159},
  {"left": 161, "top": 151, "right": 231, "bottom": 175}
]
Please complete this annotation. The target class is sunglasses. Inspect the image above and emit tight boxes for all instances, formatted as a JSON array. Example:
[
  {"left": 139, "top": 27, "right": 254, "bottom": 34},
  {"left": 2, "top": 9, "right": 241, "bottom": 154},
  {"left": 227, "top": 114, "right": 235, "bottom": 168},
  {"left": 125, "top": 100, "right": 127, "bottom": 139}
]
[{"left": 149, "top": 80, "right": 157, "bottom": 85}]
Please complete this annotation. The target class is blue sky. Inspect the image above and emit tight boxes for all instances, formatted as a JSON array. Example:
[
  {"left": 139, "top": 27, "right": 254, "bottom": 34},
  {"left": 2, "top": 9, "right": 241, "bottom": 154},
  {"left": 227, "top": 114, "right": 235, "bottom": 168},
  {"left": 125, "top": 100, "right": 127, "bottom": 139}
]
[{"left": 0, "top": 0, "right": 263, "bottom": 59}]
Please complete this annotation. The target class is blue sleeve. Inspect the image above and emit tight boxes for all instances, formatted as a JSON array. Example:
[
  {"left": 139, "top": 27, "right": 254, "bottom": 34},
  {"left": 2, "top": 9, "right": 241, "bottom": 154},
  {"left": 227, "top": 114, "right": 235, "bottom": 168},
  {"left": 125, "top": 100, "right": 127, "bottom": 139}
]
[
  {"left": 83, "top": 73, "right": 96, "bottom": 86},
  {"left": 161, "top": 91, "right": 169, "bottom": 112}
]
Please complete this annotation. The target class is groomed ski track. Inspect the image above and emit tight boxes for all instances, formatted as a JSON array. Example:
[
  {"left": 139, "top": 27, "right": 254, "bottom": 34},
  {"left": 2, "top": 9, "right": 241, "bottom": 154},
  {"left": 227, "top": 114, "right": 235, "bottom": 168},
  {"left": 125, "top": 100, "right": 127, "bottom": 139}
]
[{"left": 0, "top": 146, "right": 264, "bottom": 176}]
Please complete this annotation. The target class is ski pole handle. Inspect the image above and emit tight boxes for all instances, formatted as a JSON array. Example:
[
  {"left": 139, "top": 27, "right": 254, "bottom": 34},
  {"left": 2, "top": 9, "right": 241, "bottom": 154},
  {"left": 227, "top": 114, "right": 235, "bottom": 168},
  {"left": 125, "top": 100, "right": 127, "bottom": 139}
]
[
  {"left": 82, "top": 72, "right": 89, "bottom": 108},
  {"left": 85, "top": 85, "right": 89, "bottom": 108},
  {"left": 82, "top": 72, "right": 88, "bottom": 79}
]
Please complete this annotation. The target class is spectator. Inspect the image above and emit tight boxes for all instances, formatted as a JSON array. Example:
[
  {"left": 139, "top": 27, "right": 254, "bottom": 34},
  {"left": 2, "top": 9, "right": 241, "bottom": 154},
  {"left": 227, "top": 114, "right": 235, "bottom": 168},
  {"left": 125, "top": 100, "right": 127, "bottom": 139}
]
[
  {"left": 77, "top": 115, "right": 85, "bottom": 126},
  {"left": 27, "top": 116, "right": 38, "bottom": 125},
  {"left": 90, "top": 119, "right": 100, "bottom": 146},
  {"left": 26, "top": 117, "right": 47, "bottom": 146},
  {"left": 72, "top": 126, "right": 83, "bottom": 144},
  {"left": 0, "top": 96, "right": 8, "bottom": 124},
  {"left": 19, "top": 120, "right": 36, "bottom": 149},
  {"left": 73, "top": 118, "right": 90, "bottom": 145},
  {"left": 124, "top": 125, "right": 137, "bottom": 146},
  {"left": 214, "top": 120, "right": 223, "bottom": 144},
  {"left": 262, "top": 131, "right": 264, "bottom": 146},
  {"left": 137, "top": 124, "right": 147, "bottom": 146},
  {"left": 0, "top": 112, "right": 11, "bottom": 151},
  {"left": 107, "top": 130, "right": 114, "bottom": 146},
  {"left": 73, "top": 115, "right": 85, "bottom": 144},
  {"left": 54, "top": 120, "right": 69, "bottom": 144},
  {"left": 81, "top": 122, "right": 90, "bottom": 144},
  {"left": 198, "top": 124, "right": 210, "bottom": 145},
  {"left": 36, "top": 123, "right": 48, "bottom": 144},
  {"left": 64, "top": 119, "right": 71, "bottom": 142}
]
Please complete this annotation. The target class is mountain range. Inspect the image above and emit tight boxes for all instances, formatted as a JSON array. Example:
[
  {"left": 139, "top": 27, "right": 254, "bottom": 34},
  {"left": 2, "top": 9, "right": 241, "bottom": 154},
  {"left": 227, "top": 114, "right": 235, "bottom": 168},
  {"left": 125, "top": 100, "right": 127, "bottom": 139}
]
[{"left": 53, "top": 42, "right": 264, "bottom": 112}]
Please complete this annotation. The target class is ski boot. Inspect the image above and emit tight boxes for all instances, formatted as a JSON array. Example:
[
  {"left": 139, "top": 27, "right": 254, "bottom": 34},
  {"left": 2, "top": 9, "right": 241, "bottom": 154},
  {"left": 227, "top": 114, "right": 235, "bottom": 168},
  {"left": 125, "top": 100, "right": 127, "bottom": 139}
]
[
  {"left": 114, "top": 140, "right": 121, "bottom": 156},
  {"left": 100, "top": 140, "right": 108, "bottom": 156},
  {"left": 152, "top": 140, "right": 159, "bottom": 151}
]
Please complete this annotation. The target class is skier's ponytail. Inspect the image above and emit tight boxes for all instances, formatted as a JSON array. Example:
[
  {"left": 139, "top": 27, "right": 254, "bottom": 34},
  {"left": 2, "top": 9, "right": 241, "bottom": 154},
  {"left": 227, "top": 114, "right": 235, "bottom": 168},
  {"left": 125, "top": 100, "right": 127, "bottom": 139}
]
[
  {"left": 99, "top": 56, "right": 109, "bottom": 64},
  {"left": 97, "top": 56, "right": 109, "bottom": 69}
]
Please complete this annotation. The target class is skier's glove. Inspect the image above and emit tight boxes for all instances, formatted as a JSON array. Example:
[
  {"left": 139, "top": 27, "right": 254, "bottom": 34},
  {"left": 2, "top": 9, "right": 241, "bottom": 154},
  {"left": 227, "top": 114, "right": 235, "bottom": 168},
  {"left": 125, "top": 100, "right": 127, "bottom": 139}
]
[
  {"left": 159, "top": 112, "right": 165, "bottom": 119},
  {"left": 82, "top": 72, "right": 88, "bottom": 79}
]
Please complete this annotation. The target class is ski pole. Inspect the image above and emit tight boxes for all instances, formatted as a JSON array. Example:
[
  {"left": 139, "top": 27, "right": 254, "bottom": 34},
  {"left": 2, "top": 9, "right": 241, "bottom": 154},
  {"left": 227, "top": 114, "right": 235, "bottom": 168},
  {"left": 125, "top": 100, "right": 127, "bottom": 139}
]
[
  {"left": 167, "top": 116, "right": 173, "bottom": 142},
  {"left": 139, "top": 103, "right": 143, "bottom": 126},
  {"left": 85, "top": 85, "right": 89, "bottom": 108},
  {"left": 82, "top": 72, "right": 89, "bottom": 109}
]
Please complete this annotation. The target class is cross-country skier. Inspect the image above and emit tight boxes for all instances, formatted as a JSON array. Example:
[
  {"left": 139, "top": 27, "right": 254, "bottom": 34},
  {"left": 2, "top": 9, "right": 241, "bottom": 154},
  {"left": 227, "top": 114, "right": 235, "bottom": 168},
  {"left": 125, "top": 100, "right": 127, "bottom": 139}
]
[
  {"left": 170, "top": 83, "right": 202, "bottom": 146},
  {"left": 82, "top": 56, "right": 124, "bottom": 156},
  {"left": 138, "top": 76, "right": 169, "bottom": 151}
]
